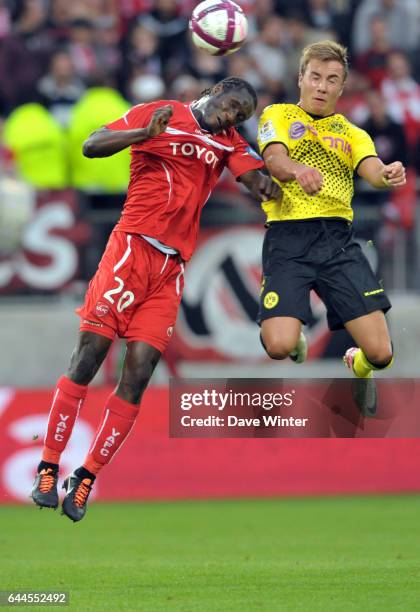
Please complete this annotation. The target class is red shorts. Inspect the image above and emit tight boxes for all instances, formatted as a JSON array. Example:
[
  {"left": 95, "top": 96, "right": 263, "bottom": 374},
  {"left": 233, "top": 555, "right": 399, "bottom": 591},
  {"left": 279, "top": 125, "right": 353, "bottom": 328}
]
[{"left": 77, "top": 231, "right": 185, "bottom": 353}]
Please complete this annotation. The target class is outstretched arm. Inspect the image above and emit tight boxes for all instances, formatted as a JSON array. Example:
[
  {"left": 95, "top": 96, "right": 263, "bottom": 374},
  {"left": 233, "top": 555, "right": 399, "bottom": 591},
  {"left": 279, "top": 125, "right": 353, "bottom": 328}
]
[
  {"left": 263, "top": 143, "right": 323, "bottom": 195},
  {"left": 238, "top": 169, "right": 282, "bottom": 202},
  {"left": 82, "top": 105, "right": 173, "bottom": 158},
  {"left": 357, "top": 157, "right": 406, "bottom": 189}
]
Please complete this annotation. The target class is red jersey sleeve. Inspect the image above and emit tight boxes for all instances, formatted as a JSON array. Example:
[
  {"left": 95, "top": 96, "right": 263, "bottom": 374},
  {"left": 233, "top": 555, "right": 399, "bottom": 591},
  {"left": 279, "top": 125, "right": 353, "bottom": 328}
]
[
  {"left": 226, "top": 130, "right": 265, "bottom": 178},
  {"left": 105, "top": 101, "right": 165, "bottom": 131}
]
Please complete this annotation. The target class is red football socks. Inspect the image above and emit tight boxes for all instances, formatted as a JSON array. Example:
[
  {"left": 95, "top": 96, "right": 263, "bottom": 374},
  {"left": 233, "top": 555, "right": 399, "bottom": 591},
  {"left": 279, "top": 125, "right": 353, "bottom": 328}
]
[
  {"left": 83, "top": 394, "right": 139, "bottom": 476},
  {"left": 42, "top": 375, "right": 88, "bottom": 464}
]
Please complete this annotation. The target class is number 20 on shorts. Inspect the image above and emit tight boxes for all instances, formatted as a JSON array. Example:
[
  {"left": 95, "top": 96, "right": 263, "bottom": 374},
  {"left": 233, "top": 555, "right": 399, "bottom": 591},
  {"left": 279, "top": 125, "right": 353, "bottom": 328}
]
[{"left": 103, "top": 276, "right": 135, "bottom": 313}]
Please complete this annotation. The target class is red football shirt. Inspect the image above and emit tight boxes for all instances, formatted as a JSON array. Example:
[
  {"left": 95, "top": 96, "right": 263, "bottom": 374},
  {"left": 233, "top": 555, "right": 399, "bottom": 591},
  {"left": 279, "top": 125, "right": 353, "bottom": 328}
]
[{"left": 106, "top": 100, "right": 264, "bottom": 261}]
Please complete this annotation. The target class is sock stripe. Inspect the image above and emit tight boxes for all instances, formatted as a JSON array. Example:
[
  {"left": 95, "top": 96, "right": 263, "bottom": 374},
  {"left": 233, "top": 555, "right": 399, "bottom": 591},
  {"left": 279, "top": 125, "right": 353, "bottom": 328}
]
[
  {"left": 76, "top": 397, "right": 83, "bottom": 419},
  {"left": 43, "top": 388, "right": 60, "bottom": 445},
  {"left": 88, "top": 408, "right": 110, "bottom": 454},
  {"left": 107, "top": 419, "right": 136, "bottom": 465}
]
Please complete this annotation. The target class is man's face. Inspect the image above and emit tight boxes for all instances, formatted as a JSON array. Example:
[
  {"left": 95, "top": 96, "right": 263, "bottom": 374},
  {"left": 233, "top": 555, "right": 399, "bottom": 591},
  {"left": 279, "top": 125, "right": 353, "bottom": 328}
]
[
  {"left": 298, "top": 59, "right": 345, "bottom": 116},
  {"left": 201, "top": 88, "right": 255, "bottom": 134}
]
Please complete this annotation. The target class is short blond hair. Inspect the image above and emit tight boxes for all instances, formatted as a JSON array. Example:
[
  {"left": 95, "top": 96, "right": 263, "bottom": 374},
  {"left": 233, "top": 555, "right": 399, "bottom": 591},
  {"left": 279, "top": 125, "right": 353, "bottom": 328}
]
[{"left": 299, "top": 40, "right": 348, "bottom": 81}]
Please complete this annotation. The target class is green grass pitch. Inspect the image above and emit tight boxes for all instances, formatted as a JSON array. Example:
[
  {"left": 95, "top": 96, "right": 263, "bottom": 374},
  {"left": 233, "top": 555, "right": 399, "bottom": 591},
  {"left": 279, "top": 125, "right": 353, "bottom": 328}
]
[{"left": 1, "top": 495, "right": 420, "bottom": 611}]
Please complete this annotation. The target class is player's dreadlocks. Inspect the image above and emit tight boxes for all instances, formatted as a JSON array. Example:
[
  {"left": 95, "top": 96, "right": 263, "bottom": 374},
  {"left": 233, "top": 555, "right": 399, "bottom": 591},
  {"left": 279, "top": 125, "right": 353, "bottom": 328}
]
[{"left": 200, "top": 77, "right": 257, "bottom": 107}]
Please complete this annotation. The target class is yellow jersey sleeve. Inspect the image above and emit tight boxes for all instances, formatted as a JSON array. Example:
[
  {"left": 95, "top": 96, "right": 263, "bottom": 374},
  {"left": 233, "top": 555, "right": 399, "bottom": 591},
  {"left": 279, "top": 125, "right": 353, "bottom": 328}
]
[
  {"left": 350, "top": 125, "right": 378, "bottom": 171},
  {"left": 257, "top": 105, "right": 289, "bottom": 154}
]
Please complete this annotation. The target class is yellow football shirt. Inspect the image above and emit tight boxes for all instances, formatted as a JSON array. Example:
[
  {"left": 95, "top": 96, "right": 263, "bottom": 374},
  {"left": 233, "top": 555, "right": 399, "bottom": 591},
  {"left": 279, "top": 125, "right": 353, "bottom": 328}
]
[{"left": 257, "top": 104, "right": 377, "bottom": 222}]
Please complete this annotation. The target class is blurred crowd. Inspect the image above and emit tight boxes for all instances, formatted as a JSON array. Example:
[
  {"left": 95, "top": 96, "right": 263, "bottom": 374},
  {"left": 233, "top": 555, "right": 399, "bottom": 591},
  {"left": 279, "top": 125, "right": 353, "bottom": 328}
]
[
  {"left": 0, "top": 0, "right": 420, "bottom": 181},
  {"left": 0, "top": 0, "right": 419, "bottom": 290}
]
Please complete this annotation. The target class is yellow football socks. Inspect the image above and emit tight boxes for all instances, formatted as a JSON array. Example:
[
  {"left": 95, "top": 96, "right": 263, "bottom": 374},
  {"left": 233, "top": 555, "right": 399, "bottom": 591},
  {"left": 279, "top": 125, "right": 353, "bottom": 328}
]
[{"left": 353, "top": 349, "right": 394, "bottom": 378}]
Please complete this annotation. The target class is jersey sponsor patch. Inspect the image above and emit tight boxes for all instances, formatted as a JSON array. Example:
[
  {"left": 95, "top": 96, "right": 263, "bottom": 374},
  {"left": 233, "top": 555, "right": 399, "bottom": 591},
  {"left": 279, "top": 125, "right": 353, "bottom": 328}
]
[
  {"left": 259, "top": 120, "right": 276, "bottom": 143},
  {"left": 289, "top": 121, "right": 306, "bottom": 140},
  {"left": 82, "top": 319, "right": 104, "bottom": 328},
  {"left": 245, "top": 146, "right": 262, "bottom": 161}
]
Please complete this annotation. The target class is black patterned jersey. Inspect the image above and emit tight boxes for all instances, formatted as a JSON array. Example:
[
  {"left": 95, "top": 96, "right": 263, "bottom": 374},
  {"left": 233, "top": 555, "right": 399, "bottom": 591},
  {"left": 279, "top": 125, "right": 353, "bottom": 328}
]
[{"left": 257, "top": 104, "right": 377, "bottom": 222}]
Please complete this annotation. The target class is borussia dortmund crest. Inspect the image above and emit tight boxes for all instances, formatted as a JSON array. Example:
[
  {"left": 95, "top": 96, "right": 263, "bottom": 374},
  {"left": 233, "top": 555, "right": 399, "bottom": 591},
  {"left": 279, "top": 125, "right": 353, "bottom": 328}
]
[
  {"left": 329, "top": 121, "right": 345, "bottom": 134},
  {"left": 264, "top": 291, "right": 279, "bottom": 309}
]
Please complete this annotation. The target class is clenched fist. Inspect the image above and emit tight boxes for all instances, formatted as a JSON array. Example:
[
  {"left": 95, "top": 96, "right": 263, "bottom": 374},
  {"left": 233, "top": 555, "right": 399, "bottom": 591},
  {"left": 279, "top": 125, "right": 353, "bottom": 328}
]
[
  {"left": 254, "top": 175, "right": 282, "bottom": 202},
  {"left": 381, "top": 161, "right": 406, "bottom": 188},
  {"left": 294, "top": 164, "right": 323, "bottom": 195},
  {"left": 146, "top": 105, "right": 173, "bottom": 138}
]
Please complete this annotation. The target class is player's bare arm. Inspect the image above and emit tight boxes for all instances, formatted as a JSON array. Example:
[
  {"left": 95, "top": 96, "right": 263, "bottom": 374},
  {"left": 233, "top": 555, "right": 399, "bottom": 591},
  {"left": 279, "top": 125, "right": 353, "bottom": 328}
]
[
  {"left": 357, "top": 157, "right": 406, "bottom": 189},
  {"left": 263, "top": 143, "right": 323, "bottom": 195},
  {"left": 238, "top": 169, "right": 282, "bottom": 202},
  {"left": 83, "top": 105, "right": 174, "bottom": 158}
]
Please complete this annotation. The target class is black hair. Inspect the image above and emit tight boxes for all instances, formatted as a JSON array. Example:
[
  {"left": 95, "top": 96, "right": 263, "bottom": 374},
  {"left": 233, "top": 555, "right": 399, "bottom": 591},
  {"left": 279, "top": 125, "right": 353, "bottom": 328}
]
[{"left": 200, "top": 77, "right": 257, "bottom": 107}]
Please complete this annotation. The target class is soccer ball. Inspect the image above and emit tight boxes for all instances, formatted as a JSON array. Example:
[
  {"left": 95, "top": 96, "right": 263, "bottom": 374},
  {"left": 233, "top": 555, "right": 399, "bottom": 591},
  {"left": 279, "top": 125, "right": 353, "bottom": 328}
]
[{"left": 189, "top": 0, "right": 248, "bottom": 56}]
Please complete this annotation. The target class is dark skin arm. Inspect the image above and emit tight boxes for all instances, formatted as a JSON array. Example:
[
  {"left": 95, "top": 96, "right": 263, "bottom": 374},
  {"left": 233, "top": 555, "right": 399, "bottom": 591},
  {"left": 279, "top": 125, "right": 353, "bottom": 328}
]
[
  {"left": 238, "top": 169, "right": 282, "bottom": 202},
  {"left": 82, "top": 105, "right": 174, "bottom": 158}
]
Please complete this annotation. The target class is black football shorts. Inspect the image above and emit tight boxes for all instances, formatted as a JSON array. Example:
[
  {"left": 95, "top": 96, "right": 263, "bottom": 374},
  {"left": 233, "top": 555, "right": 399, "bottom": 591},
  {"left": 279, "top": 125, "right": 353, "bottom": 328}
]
[{"left": 258, "top": 218, "right": 391, "bottom": 331}]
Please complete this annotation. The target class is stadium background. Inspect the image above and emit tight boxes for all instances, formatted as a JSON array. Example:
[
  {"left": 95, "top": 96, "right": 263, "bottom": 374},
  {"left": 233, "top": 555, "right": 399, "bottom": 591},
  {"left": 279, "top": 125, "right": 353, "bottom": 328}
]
[{"left": 0, "top": 1, "right": 419, "bottom": 609}]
